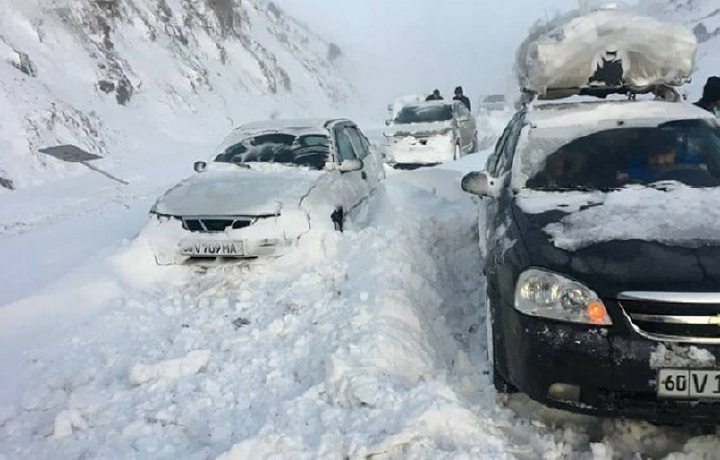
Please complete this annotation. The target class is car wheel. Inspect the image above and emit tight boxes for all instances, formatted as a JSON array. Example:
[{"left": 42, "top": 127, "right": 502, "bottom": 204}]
[
  {"left": 331, "top": 207, "right": 344, "bottom": 232},
  {"left": 486, "top": 293, "right": 518, "bottom": 394}
]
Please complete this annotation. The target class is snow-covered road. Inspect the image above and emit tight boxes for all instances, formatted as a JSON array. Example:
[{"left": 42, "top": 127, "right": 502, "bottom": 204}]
[{"left": 1, "top": 129, "right": 719, "bottom": 459}]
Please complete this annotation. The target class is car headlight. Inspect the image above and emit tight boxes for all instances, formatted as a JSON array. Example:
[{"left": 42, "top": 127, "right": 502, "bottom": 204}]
[{"left": 514, "top": 268, "right": 612, "bottom": 326}]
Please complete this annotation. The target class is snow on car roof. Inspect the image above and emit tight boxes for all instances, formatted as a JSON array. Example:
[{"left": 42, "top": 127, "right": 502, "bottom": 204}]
[
  {"left": 234, "top": 118, "right": 333, "bottom": 135},
  {"left": 218, "top": 118, "right": 339, "bottom": 152},
  {"left": 402, "top": 100, "right": 453, "bottom": 109},
  {"left": 527, "top": 100, "right": 714, "bottom": 130}
]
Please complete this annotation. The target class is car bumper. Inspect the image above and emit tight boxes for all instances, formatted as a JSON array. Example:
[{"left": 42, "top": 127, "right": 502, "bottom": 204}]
[
  {"left": 501, "top": 301, "right": 720, "bottom": 424},
  {"left": 146, "top": 213, "right": 309, "bottom": 263},
  {"left": 385, "top": 135, "right": 455, "bottom": 165}
]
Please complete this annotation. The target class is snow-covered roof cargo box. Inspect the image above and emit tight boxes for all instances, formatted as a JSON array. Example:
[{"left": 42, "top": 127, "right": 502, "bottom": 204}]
[{"left": 515, "top": 4, "right": 698, "bottom": 99}]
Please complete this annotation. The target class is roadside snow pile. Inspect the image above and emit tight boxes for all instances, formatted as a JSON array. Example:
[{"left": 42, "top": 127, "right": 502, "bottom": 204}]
[
  {"left": 0, "top": 167, "right": 512, "bottom": 459},
  {"left": 129, "top": 350, "right": 212, "bottom": 385}
]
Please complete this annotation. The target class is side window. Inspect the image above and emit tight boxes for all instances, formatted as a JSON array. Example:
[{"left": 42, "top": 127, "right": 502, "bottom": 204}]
[
  {"left": 347, "top": 127, "right": 370, "bottom": 159},
  {"left": 488, "top": 126, "right": 511, "bottom": 176},
  {"left": 335, "top": 127, "right": 357, "bottom": 162},
  {"left": 499, "top": 113, "right": 526, "bottom": 173}
]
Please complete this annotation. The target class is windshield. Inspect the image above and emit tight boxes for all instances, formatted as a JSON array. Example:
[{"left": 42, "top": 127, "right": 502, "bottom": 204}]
[
  {"left": 524, "top": 120, "right": 720, "bottom": 190},
  {"left": 214, "top": 133, "right": 330, "bottom": 170},
  {"left": 483, "top": 95, "right": 505, "bottom": 103},
  {"left": 393, "top": 105, "right": 453, "bottom": 124}
]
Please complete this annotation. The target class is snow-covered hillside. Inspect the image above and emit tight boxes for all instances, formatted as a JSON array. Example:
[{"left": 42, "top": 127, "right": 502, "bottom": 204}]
[
  {"left": 0, "top": 0, "right": 351, "bottom": 191},
  {"left": 649, "top": 0, "right": 720, "bottom": 97}
]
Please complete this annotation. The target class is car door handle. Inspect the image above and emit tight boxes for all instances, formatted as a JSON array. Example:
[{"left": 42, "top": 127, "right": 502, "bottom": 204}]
[{"left": 361, "top": 171, "right": 367, "bottom": 180}]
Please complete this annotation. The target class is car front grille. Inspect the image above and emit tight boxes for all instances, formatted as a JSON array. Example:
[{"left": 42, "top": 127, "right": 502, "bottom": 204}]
[
  {"left": 618, "top": 293, "right": 720, "bottom": 343},
  {"left": 182, "top": 217, "right": 256, "bottom": 233}
]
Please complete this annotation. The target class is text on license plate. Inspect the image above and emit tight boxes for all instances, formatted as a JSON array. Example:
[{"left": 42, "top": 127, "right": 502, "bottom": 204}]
[
  {"left": 180, "top": 241, "right": 244, "bottom": 257},
  {"left": 657, "top": 369, "right": 720, "bottom": 399}
]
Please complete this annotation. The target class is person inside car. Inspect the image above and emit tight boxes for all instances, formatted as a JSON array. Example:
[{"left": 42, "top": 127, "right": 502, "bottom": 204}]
[
  {"left": 695, "top": 76, "right": 720, "bottom": 114},
  {"left": 453, "top": 86, "right": 472, "bottom": 111},
  {"left": 426, "top": 89, "right": 443, "bottom": 101},
  {"left": 617, "top": 132, "right": 678, "bottom": 184}
]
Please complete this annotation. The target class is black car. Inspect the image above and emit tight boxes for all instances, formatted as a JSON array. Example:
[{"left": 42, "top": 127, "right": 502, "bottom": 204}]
[{"left": 462, "top": 98, "right": 720, "bottom": 424}]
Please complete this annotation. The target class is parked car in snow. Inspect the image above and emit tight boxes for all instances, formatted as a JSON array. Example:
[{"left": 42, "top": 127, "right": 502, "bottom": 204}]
[
  {"left": 149, "top": 118, "right": 384, "bottom": 262},
  {"left": 387, "top": 94, "right": 428, "bottom": 120},
  {"left": 383, "top": 101, "right": 478, "bottom": 169},
  {"left": 462, "top": 98, "right": 720, "bottom": 424},
  {"left": 477, "top": 94, "right": 507, "bottom": 112}
]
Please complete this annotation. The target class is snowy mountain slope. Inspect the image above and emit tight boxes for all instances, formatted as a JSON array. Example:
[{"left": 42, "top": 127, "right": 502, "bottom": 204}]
[
  {"left": 644, "top": 0, "right": 720, "bottom": 98},
  {"left": 0, "top": 0, "right": 352, "bottom": 191}
]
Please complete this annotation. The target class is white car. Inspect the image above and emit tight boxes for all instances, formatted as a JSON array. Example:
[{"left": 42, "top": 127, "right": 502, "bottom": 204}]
[
  {"left": 383, "top": 101, "right": 478, "bottom": 169},
  {"left": 148, "top": 118, "right": 384, "bottom": 262}
]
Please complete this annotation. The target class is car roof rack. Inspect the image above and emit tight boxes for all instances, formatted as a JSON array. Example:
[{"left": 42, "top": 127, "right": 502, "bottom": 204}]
[{"left": 519, "top": 84, "right": 683, "bottom": 109}]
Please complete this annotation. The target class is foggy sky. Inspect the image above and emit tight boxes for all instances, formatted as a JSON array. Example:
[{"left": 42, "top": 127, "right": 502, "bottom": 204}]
[{"left": 272, "top": 0, "right": 587, "bottom": 114}]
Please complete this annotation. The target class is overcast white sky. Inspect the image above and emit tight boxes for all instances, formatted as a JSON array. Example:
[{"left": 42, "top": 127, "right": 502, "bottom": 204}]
[{"left": 272, "top": 0, "right": 587, "bottom": 114}]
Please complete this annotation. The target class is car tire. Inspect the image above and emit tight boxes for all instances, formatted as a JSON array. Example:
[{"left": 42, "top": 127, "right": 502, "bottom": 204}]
[
  {"left": 486, "top": 293, "right": 518, "bottom": 394},
  {"left": 331, "top": 207, "right": 344, "bottom": 232}
]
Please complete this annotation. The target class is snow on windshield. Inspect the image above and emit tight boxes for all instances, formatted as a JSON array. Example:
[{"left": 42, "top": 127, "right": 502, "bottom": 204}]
[
  {"left": 214, "top": 133, "right": 330, "bottom": 170},
  {"left": 394, "top": 104, "right": 453, "bottom": 124}
]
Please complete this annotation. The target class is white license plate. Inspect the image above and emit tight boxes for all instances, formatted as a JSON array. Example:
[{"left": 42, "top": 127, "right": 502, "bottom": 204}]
[
  {"left": 180, "top": 240, "right": 244, "bottom": 257},
  {"left": 657, "top": 369, "right": 720, "bottom": 399}
]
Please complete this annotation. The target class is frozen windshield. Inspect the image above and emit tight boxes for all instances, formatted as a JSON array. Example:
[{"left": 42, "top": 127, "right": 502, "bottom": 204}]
[
  {"left": 523, "top": 120, "right": 720, "bottom": 190},
  {"left": 214, "top": 133, "right": 330, "bottom": 170},
  {"left": 393, "top": 105, "right": 453, "bottom": 124}
]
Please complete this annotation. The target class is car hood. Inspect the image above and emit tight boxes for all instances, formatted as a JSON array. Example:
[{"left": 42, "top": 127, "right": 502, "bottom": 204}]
[
  {"left": 384, "top": 121, "right": 453, "bottom": 138},
  {"left": 513, "top": 185, "right": 720, "bottom": 295},
  {"left": 154, "top": 165, "right": 322, "bottom": 216}
]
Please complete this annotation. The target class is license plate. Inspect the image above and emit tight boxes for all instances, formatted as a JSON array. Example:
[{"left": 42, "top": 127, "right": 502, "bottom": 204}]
[
  {"left": 180, "top": 240, "right": 244, "bottom": 257},
  {"left": 657, "top": 369, "right": 720, "bottom": 399}
]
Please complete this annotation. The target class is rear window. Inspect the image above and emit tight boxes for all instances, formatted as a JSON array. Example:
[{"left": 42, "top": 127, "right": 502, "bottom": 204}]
[
  {"left": 524, "top": 120, "right": 720, "bottom": 190},
  {"left": 394, "top": 105, "right": 453, "bottom": 124},
  {"left": 215, "top": 133, "right": 329, "bottom": 170},
  {"left": 483, "top": 95, "right": 505, "bottom": 103}
]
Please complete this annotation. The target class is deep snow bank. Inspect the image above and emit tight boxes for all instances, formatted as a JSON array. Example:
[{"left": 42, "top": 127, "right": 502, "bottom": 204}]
[{"left": 0, "top": 166, "right": 512, "bottom": 459}]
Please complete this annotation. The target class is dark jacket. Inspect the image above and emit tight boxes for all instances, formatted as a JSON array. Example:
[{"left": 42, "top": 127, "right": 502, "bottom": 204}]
[
  {"left": 426, "top": 93, "right": 443, "bottom": 101},
  {"left": 694, "top": 99, "right": 716, "bottom": 113},
  {"left": 454, "top": 95, "right": 471, "bottom": 111}
]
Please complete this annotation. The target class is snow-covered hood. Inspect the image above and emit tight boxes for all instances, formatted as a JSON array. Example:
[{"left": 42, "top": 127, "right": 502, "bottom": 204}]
[
  {"left": 516, "top": 185, "right": 720, "bottom": 250},
  {"left": 154, "top": 164, "right": 322, "bottom": 216},
  {"left": 513, "top": 184, "right": 720, "bottom": 293},
  {"left": 384, "top": 121, "right": 453, "bottom": 138}
]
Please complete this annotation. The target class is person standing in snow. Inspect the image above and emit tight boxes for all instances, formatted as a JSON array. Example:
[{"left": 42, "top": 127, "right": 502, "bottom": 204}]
[
  {"left": 426, "top": 89, "right": 443, "bottom": 101},
  {"left": 694, "top": 76, "right": 720, "bottom": 114},
  {"left": 453, "top": 86, "right": 472, "bottom": 112}
]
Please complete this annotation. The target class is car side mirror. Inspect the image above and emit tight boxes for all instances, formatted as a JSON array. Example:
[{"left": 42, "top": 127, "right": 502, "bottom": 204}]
[
  {"left": 461, "top": 171, "right": 500, "bottom": 197},
  {"left": 385, "top": 119, "right": 393, "bottom": 126},
  {"left": 194, "top": 161, "right": 207, "bottom": 173},
  {"left": 339, "top": 159, "right": 363, "bottom": 172}
]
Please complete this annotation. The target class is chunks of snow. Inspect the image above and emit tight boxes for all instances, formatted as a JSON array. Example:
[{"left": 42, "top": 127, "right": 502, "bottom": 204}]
[
  {"left": 129, "top": 350, "right": 211, "bottom": 385},
  {"left": 52, "top": 410, "right": 88, "bottom": 439},
  {"left": 650, "top": 344, "right": 717, "bottom": 369},
  {"left": 518, "top": 185, "right": 720, "bottom": 250}
]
